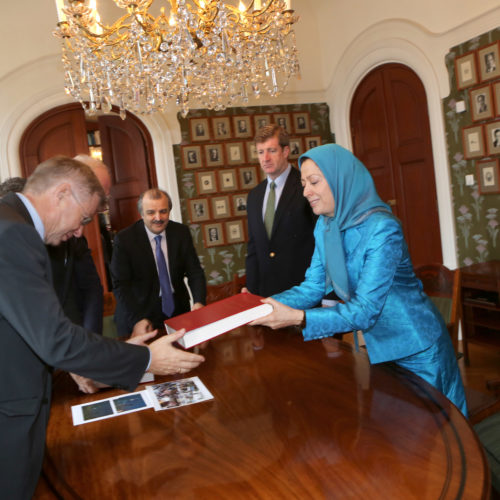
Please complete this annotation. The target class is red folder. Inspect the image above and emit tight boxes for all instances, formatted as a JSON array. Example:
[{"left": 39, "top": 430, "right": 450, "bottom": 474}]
[{"left": 164, "top": 293, "right": 273, "bottom": 348}]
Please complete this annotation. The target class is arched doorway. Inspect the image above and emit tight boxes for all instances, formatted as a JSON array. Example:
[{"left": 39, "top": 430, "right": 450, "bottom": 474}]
[{"left": 350, "top": 63, "right": 442, "bottom": 268}]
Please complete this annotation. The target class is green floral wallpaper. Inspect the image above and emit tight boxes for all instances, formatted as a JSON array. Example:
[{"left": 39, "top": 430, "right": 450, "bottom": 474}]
[
  {"left": 173, "top": 103, "right": 333, "bottom": 285},
  {"left": 443, "top": 28, "right": 500, "bottom": 265}
]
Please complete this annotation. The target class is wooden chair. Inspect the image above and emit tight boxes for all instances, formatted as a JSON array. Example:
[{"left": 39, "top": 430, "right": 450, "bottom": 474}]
[{"left": 206, "top": 274, "right": 246, "bottom": 304}]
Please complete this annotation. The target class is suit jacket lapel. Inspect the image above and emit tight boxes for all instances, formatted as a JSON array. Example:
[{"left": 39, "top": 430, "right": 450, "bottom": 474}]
[{"left": 273, "top": 168, "right": 299, "bottom": 233}]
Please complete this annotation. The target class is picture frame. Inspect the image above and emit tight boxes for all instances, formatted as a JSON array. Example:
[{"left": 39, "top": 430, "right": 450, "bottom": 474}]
[
  {"left": 245, "top": 141, "right": 259, "bottom": 163},
  {"left": 469, "top": 85, "right": 494, "bottom": 122},
  {"left": 211, "top": 196, "right": 231, "bottom": 219},
  {"left": 462, "top": 125, "right": 485, "bottom": 159},
  {"left": 204, "top": 144, "right": 224, "bottom": 167},
  {"left": 454, "top": 51, "right": 478, "bottom": 90},
  {"left": 273, "top": 113, "right": 291, "bottom": 133},
  {"left": 233, "top": 116, "right": 253, "bottom": 139},
  {"left": 195, "top": 171, "right": 217, "bottom": 195},
  {"left": 305, "top": 136, "right": 321, "bottom": 150},
  {"left": 188, "top": 198, "right": 210, "bottom": 222},
  {"left": 477, "top": 158, "right": 500, "bottom": 194},
  {"left": 484, "top": 121, "right": 500, "bottom": 156},
  {"left": 190, "top": 118, "right": 211, "bottom": 142},
  {"left": 288, "top": 137, "right": 303, "bottom": 159},
  {"left": 225, "top": 142, "right": 245, "bottom": 165},
  {"left": 225, "top": 220, "right": 245, "bottom": 244},
  {"left": 478, "top": 42, "right": 500, "bottom": 82},
  {"left": 493, "top": 81, "right": 500, "bottom": 117},
  {"left": 181, "top": 145, "right": 203, "bottom": 169},
  {"left": 253, "top": 114, "right": 271, "bottom": 131},
  {"left": 232, "top": 193, "right": 248, "bottom": 215},
  {"left": 292, "top": 112, "right": 311, "bottom": 134},
  {"left": 203, "top": 222, "right": 225, "bottom": 247},
  {"left": 212, "top": 116, "right": 232, "bottom": 140},
  {"left": 239, "top": 166, "right": 258, "bottom": 189},
  {"left": 218, "top": 169, "right": 238, "bottom": 192}
]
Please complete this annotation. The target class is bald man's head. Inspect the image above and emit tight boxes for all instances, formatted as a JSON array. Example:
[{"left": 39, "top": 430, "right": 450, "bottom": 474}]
[{"left": 73, "top": 154, "right": 112, "bottom": 196}]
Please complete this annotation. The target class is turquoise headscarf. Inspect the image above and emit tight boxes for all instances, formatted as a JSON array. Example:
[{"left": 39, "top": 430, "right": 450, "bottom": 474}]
[{"left": 298, "top": 144, "right": 391, "bottom": 301}]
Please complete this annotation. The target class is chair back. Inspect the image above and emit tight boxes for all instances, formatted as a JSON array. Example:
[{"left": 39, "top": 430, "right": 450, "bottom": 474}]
[
  {"left": 414, "top": 263, "right": 460, "bottom": 353},
  {"left": 206, "top": 274, "right": 246, "bottom": 304}
]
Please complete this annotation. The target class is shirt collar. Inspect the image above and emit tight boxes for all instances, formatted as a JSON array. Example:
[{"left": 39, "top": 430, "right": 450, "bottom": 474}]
[
  {"left": 16, "top": 193, "right": 45, "bottom": 240},
  {"left": 267, "top": 163, "right": 291, "bottom": 189}
]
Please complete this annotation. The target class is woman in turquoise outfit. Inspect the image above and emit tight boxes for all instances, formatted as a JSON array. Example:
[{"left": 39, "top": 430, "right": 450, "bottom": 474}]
[{"left": 251, "top": 144, "right": 467, "bottom": 417}]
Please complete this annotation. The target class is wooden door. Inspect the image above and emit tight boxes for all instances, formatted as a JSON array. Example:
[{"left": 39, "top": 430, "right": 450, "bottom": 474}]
[{"left": 350, "top": 63, "right": 442, "bottom": 267}]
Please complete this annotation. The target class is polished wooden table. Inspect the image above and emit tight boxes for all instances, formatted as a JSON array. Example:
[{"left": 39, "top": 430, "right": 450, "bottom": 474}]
[{"left": 36, "top": 326, "right": 489, "bottom": 499}]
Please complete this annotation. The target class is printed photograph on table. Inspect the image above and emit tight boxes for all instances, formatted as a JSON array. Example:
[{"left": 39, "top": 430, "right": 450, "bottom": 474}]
[
  {"left": 195, "top": 171, "right": 218, "bottom": 195},
  {"left": 233, "top": 116, "right": 253, "bottom": 138},
  {"left": 288, "top": 137, "right": 303, "bottom": 159},
  {"left": 478, "top": 42, "right": 500, "bottom": 82},
  {"left": 493, "top": 82, "right": 500, "bottom": 116},
  {"left": 190, "top": 118, "right": 211, "bottom": 142},
  {"left": 462, "top": 125, "right": 485, "bottom": 159},
  {"left": 204, "top": 144, "right": 224, "bottom": 167},
  {"left": 469, "top": 85, "right": 494, "bottom": 122},
  {"left": 245, "top": 141, "right": 259, "bottom": 163},
  {"left": 292, "top": 112, "right": 311, "bottom": 134},
  {"left": 305, "top": 136, "right": 321, "bottom": 150},
  {"left": 188, "top": 198, "right": 210, "bottom": 223},
  {"left": 485, "top": 121, "right": 500, "bottom": 156},
  {"left": 182, "top": 145, "right": 203, "bottom": 169},
  {"left": 225, "top": 142, "right": 245, "bottom": 165},
  {"left": 253, "top": 114, "right": 271, "bottom": 132},
  {"left": 477, "top": 158, "right": 500, "bottom": 194},
  {"left": 454, "top": 51, "right": 478, "bottom": 89},
  {"left": 204, "top": 222, "right": 225, "bottom": 247},
  {"left": 273, "top": 113, "right": 291, "bottom": 133},
  {"left": 239, "top": 166, "right": 258, "bottom": 189},
  {"left": 225, "top": 220, "right": 245, "bottom": 244},
  {"left": 218, "top": 169, "right": 238, "bottom": 192},
  {"left": 232, "top": 193, "right": 248, "bottom": 215},
  {"left": 212, "top": 116, "right": 232, "bottom": 140},
  {"left": 211, "top": 196, "right": 231, "bottom": 220}
]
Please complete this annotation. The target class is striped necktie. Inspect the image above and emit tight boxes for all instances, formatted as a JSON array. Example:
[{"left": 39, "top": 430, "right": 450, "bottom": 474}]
[{"left": 154, "top": 235, "right": 174, "bottom": 317}]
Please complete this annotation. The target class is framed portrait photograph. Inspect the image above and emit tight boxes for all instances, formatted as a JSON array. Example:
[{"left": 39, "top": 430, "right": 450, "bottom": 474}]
[
  {"left": 462, "top": 125, "right": 485, "bottom": 159},
  {"left": 253, "top": 114, "right": 271, "bottom": 132},
  {"left": 478, "top": 42, "right": 500, "bottom": 82},
  {"left": 195, "top": 171, "right": 217, "bottom": 195},
  {"left": 455, "top": 51, "right": 478, "bottom": 90},
  {"left": 211, "top": 196, "right": 231, "bottom": 219},
  {"left": 485, "top": 121, "right": 500, "bottom": 156},
  {"left": 188, "top": 198, "right": 210, "bottom": 222},
  {"left": 233, "top": 116, "right": 253, "bottom": 139},
  {"left": 239, "top": 166, "right": 258, "bottom": 189},
  {"left": 225, "top": 220, "right": 245, "bottom": 244},
  {"left": 292, "top": 112, "right": 311, "bottom": 134},
  {"left": 181, "top": 145, "right": 202, "bottom": 169},
  {"left": 204, "top": 144, "right": 224, "bottom": 167},
  {"left": 305, "top": 136, "right": 321, "bottom": 151},
  {"left": 493, "top": 82, "right": 500, "bottom": 117},
  {"left": 288, "top": 137, "right": 304, "bottom": 159},
  {"left": 212, "top": 116, "right": 232, "bottom": 140},
  {"left": 190, "top": 118, "right": 211, "bottom": 142},
  {"left": 203, "top": 222, "right": 225, "bottom": 247},
  {"left": 273, "top": 113, "right": 291, "bottom": 133},
  {"left": 469, "top": 85, "right": 494, "bottom": 122},
  {"left": 218, "top": 169, "right": 238, "bottom": 192},
  {"left": 225, "top": 142, "right": 245, "bottom": 165},
  {"left": 477, "top": 158, "right": 500, "bottom": 194},
  {"left": 232, "top": 193, "right": 248, "bottom": 215},
  {"left": 246, "top": 141, "right": 259, "bottom": 163}
]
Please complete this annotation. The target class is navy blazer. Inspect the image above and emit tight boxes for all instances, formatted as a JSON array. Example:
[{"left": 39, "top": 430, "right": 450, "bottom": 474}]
[
  {"left": 111, "top": 219, "right": 206, "bottom": 335},
  {"left": 246, "top": 166, "right": 316, "bottom": 296}
]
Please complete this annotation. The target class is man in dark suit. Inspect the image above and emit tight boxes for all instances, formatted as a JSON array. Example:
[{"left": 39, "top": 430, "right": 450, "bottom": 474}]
[
  {"left": 245, "top": 125, "right": 317, "bottom": 296},
  {"left": 0, "top": 157, "right": 204, "bottom": 499},
  {"left": 111, "top": 188, "right": 207, "bottom": 336}
]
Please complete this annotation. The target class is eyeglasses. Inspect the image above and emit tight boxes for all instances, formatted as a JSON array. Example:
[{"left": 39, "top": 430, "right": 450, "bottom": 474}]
[{"left": 70, "top": 188, "right": 93, "bottom": 226}]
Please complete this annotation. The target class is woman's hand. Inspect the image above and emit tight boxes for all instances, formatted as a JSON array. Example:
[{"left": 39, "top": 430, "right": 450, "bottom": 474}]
[{"left": 249, "top": 297, "right": 304, "bottom": 330}]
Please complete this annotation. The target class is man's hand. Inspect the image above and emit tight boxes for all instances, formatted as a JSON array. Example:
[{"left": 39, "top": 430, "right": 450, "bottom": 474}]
[
  {"left": 248, "top": 297, "right": 303, "bottom": 329},
  {"left": 126, "top": 329, "right": 158, "bottom": 346},
  {"left": 131, "top": 318, "right": 153, "bottom": 338},
  {"left": 70, "top": 373, "right": 102, "bottom": 394},
  {"left": 192, "top": 302, "right": 204, "bottom": 311},
  {"left": 148, "top": 329, "right": 205, "bottom": 375}
]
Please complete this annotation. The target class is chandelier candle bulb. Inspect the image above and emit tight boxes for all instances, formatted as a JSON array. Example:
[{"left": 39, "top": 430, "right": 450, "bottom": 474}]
[{"left": 55, "top": 0, "right": 67, "bottom": 22}]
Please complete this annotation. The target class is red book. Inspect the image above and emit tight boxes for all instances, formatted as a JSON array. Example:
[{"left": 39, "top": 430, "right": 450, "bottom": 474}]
[{"left": 164, "top": 293, "right": 273, "bottom": 349}]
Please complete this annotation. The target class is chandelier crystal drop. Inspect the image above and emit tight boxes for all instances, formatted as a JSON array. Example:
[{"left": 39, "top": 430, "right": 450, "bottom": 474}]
[{"left": 53, "top": 0, "right": 300, "bottom": 117}]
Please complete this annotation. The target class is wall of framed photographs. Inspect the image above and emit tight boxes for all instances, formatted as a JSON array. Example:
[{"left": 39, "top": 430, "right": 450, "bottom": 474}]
[
  {"left": 444, "top": 29, "right": 500, "bottom": 265},
  {"left": 173, "top": 103, "right": 333, "bottom": 285}
]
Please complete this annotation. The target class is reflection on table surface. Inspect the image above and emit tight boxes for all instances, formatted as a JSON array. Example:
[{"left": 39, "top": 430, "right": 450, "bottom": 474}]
[{"left": 36, "top": 326, "right": 489, "bottom": 499}]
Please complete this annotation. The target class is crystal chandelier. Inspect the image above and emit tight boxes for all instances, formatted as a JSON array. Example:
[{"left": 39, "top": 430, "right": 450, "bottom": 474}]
[{"left": 53, "top": 0, "right": 300, "bottom": 117}]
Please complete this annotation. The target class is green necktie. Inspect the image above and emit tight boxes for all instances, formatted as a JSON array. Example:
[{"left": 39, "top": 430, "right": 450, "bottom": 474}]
[{"left": 264, "top": 181, "right": 276, "bottom": 238}]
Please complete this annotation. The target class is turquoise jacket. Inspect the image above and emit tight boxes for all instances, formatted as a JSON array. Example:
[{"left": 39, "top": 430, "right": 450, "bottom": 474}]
[{"left": 273, "top": 211, "right": 447, "bottom": 364}]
